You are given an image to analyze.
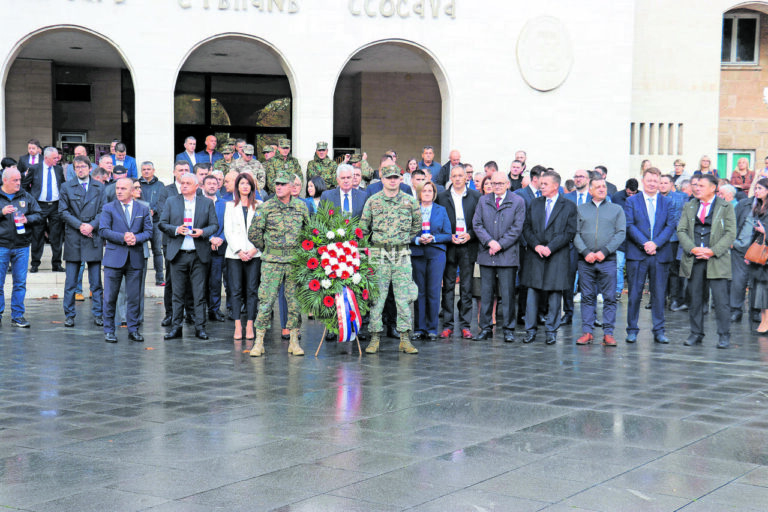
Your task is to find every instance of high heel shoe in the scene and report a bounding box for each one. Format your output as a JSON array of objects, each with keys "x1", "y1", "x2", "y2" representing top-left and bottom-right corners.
[{"x1": 757, "y1": 324, "x2": 768, "y2": 334}]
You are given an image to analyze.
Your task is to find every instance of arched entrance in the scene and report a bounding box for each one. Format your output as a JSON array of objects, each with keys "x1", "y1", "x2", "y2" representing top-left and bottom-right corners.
[
  {"x1": 174, "y1": 35, "x2": 295, "y2": 161},
  {"x1": 333, "y1": 40, "x2": 450, "y2": 165},
  {"x1": 2, "y1": 26, "x2": 135, "y2": 164}
]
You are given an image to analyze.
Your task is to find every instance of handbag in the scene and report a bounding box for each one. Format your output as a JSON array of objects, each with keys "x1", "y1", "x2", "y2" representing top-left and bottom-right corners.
[{"x1": 745, "y1": 232, "x2": 768, "y2": 265}]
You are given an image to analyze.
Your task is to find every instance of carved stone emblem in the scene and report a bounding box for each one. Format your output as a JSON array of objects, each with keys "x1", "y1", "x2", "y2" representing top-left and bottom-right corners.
[{"x1": 517, "y1": 16, "x2": 573, "y2": 92}]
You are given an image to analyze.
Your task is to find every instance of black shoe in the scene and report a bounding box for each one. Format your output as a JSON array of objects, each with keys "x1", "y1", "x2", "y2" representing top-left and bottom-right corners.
[
  {"x1": 120, "y1": 321, "x2": 127, "y2": 327},
  {"x1": 52, "y1": 265, "x2": 65, "y2": 272},
  {"x1": 669, "y1": 301, "x2": 680, "y2": 311},
  {"x1": 227, "y1": 309, "x2": 235, "y2": 321},
  {"x1": 208, "y1": 311, "x2": 225, "y2": 322},
  {"x1": 717, "y1": 335, "x2": 730, "y2": 349},
  {"x1": 160, "y1": 316, "x2": 172, "y2": 327},
  {"x1": 128, "y1": 331, "x2": 144, "y2": 342},
  {"x1": 644, "y1": 303, "x2": 652, "y2": 310},
  {"x1": 93, "y1": 317, "x2": 103, "y2": 326},
  {"x1": 185, "y1": 315, "x2": 195, "y2": 325},
  {"x1": 64, "y1": 317, "x2": 75, "y2": 327},
  {"x1": 164, "y1": 327, "x2": 183, "y2": 340},
  {"x1": 386, "y1": 325, "x2": 399, "y2": 338},
  {"x1": 504, "y1": 331, "x2": 515, "y2": 343},
  {"x1": 654, "y1": 334, "x2": 670, "y2": 344},
  {"x1": 412, "y1": 331, "x2": 425, "y2": 341},
  {"x1": 11, "y1": 317, "x2": 30, "y2": 328},
  {"x1": 475, "y1": 329, "x2": 493, "y2": 341},
  {"x1": 104, "y1": 332, "x2": 118, "y2": 343},
  {"x1": 593, "y1": 319, "x2": 603, "y2": 328},
  {"x1": 730, "y1": 312, "x2": 743, "y2": 322},
  {"x1": 545, "y1": 333, "x2": 557, "y2": 345},
  {"x1": 560, "y1": 314, "x2": 572, "y2": 325},
  {"x1": 29, "y1": 266, "x2": 38, "y2": 273},
  {"x1": 523, "y1": 331, "x2": 537, "y2": 344},
  {"x1": 326, "y1": 332, "x2": 337, "y2": 341},
  {"x1": 195, "y1": 329, "x2": 209, "y2": 340},
  {"x1": 684, "y1": 334, "x2": 703, "y2": 346},
  {"x1": 625, "y1": 333, "x2": 638, "y2": 343},
  {"x1": 428, "y1": 333, "x2": 438, "y2": 341},
  {"x1": 752, "y1": 312, "x2": 762, "y2": 323},
  {"x1": 615, "y1": 292, "x2": 622, "y2": 302}
]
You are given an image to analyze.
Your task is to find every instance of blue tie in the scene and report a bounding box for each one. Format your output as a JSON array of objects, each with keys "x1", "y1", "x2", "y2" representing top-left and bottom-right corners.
[
  {"x1": 577, "y1": 194, "x2": 584, "y2": 205},
  {"x1": 46, "y1": 166, "x2": 53, "y2": 201},
  {"x1": 343, "y1": 193, "x2": 350, "y2": 214},
  {"x1": 536, "y1": 190, "x2": 542, "y2": 198},
  {"x1": 545, "y1": 198, "x2": 553, "y2": 227},
  {"x1": 124, "y1": 203, "x2": 131, "y2": 225},
  {"x1": 82, "y1": 182, "x2": 87, "y2": 193}
]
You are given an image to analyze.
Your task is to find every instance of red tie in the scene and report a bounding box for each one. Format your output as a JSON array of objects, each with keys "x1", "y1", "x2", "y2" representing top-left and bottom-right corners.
[
  {"x1": 495, "y1": 197, "x2": 501, "y2": 209},
  {"x1": 699, "y1": 201, "x2": 710, "y2": 223}
]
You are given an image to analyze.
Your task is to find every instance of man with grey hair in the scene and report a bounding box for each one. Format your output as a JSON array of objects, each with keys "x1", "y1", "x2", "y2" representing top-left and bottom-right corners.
[
  {"x1": 718, "y1": 184, "x2": 738, "y2": 206},
  {"x1": 23, "y1": 146, "x2": 66, "y2": 272},
  {"x1": 436, "y1": 149, "x2": 462, "y2": 186},
  {"x1": 0, "y1": 166, "x2": 42, "y2": 327},
  {"x1": 319, "y1": 163, "x2": 368, "y2": 218}
]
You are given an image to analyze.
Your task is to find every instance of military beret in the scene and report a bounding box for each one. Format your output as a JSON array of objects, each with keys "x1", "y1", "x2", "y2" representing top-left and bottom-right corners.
[
  {"x1": 349, "y1": 153, "x2": 362, "y2": 164},
  {"x1": 262, "y1": 145, "x2": 274, "y2": 153},
  {"x1": 274, "y1": 171, "x2": 292, "y2": 184},
  {"x1": 381, "y1": 165, "x2": 401, "y2": 178},
  {"x1": 278, "y1": 138, "x2": 291, "y2": 148},
  {"x1": 243, "y1": 144, "x2": 255, "y2": 155},
  {"x1": 316, "y1": 141, "x2": 328, "y2": 150}
]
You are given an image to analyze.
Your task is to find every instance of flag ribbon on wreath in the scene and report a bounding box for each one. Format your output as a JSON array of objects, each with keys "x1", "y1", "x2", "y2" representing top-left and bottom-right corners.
[{"x1": 335, "y1": 286, "x2": 361, "y2": 343}]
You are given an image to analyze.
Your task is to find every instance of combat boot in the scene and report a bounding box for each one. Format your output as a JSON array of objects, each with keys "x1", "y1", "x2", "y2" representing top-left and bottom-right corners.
[
  {"x1": 365, "y1": 333, "x2": 380, "y2": 353},
  {"x1": 399, "y1": 331, "x2": 419, "y2": 354},
  {"x1": 249, "y1": 330, "x2": 266, "y2": 357},
  {"x1": 287, "y1": 329, "x2": 304, "y2": 356}
]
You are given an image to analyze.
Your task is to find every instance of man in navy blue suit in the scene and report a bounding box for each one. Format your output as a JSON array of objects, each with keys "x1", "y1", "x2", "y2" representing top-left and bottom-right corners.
[
  {"x1": 624, "y1": 167, "x2": 676, "y2": 344},
  {"x1": 320, "y1": 164, "x2": 368, "y2": 217},
  {"x1": 175, "y1": 136, "x2": 198, "y2": 170},
  {"x1": 99, "y1": 178, "x2": 153, "y2": 343}
]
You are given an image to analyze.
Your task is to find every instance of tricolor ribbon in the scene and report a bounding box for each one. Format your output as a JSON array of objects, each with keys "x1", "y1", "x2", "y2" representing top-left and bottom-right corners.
[{"x1": 335, "y1": 286, "x2": 362, "y2": 343}]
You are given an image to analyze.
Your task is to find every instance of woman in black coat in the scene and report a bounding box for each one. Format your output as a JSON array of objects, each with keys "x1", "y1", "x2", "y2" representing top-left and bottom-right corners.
[{"x1": 749, "y1": 178, "x2": 768, "y2": 333}]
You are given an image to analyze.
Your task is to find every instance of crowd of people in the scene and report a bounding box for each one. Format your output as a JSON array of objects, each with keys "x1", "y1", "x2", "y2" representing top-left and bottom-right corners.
[{"x1": 1, "y1": 136, "x2": 766, "y2": 353}]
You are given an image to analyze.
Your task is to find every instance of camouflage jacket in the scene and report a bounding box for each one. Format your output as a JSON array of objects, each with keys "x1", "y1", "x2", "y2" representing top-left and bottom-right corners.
[
  {"x1": 360, "y1": 190, "x2": 421, "y2": 247},
  {"x1": 231, "y1": 158, "x2": 266, "y2": 191},
  {"x1": 306, "y1": 156, "x2": 338, "y2": 189},
  {"x1": 213, "y1": 159, "x2": 234, "y2": 176},
  {"x1": 264, "y1": 155, "x2": 302, "y2": 195},
  {"x1": 247, "y1": 196, "x2": 309, "y2": 263}
]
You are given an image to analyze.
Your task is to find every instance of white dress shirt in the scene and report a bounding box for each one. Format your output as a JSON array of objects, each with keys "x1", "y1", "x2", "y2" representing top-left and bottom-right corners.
[
  {"x1": 181, "y1": 197, "x2": 196, "y2": 251},
  {"x1": 450, "y1": 186, "x2": 467, "y2": 232},
  {"x1": 39, "y1": 164, "x2": 60, "y2": 202}
]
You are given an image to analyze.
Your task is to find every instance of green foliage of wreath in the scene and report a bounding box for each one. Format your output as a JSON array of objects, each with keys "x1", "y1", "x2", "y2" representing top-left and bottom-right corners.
[{"x1": 289, "y1": 203, "x2": 379, "y2": 334}]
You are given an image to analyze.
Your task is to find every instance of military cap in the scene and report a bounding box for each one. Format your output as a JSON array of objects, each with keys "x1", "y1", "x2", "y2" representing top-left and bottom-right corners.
[
  {"x1": 348, "y1": 153, "x2": 362, "y2": 164},
  {"x1": 243, "y1": 144, "x2": 255, "y2": 155},
  {"x1": 226, "y1": 138, "x2": 236, "y2": 145},
  {"x1": 274, "y1": 171, "x2": 293, "y2": 185},
  {"x1": 278, "y1": 138, "x2": 291, "y2": 148},
  {"x1": 316, "y1": 141, "x2": 328, "y2": 150},
  {"x1": 113, "y1": 165, "x2": 127, "y2": 175},
  {"x1": 221, "y1": 145, "x2": 234, "y2": 154},
  {"x1": 381, "y1": 165, "x2": 401, "y2": 178},
  {"x1": 262, "y1": 145, "x2": 274, "y2": 153}
]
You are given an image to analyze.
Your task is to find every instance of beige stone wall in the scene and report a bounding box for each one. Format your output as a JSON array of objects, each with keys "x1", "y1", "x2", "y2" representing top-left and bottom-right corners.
[{"x1": 5, "y1": 59, "x2": 53, "y2": 158}]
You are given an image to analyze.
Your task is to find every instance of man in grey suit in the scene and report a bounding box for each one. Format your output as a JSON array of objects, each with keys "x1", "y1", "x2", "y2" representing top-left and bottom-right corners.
[
  {"x1": 59, "y1": 155, "x2": 105, "y2": 327},
  {"x1": 159, "y1": 173, "x2": 219, "y2": 340},
  {"x1": 319, "y1": 164, "x2": 368, "y2": 217}
]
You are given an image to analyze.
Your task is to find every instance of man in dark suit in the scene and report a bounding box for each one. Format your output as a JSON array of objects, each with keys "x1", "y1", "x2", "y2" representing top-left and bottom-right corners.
[
  {"x1": 624, "y1": 167, "x2": 676, "y2": 344},
  {"x1": 159, "y1": 173, "x2": 219, "y2": 340},
  {"x1": 103, "y1": 165, "x2": 127, "y2": 203},
  {"x1": 515, "y1": 165, "x2": 545, "y2": 323},
  {"x1": 17, "y1": 139, "x2": 43, "y2": 177},
  {"x1": 437, "y1": 164, "x2": 481, "y2": 339},
  {"x1": 201, "y1": 175, "x2": 227, "y2": 322},
  {"x1": 730, "y1": 195, "x2": 756, "y2": 322},
  {"x1": 520, "y1": 171, "x2": 577, "y2": 345},
  {"x1": 59, "y1": 156, "x2": 105, "y2": 327},
  {"x1": 99, "y1": 178, "x2": 152, "y2": 343},
  {"x1": 175, "y1": 136, "x2": 198, "y2": 169},
  {"x1": 319, "y1": 164, "x2": 368, "y2": 217},
  {"x1": 514, "y1": 165, "x2": 544, "y2": 207},
  {"x1": 562, "y1": 169, "x2": 592, "y2": 325},
  {"x1": 22, "y1": 146, "x2": 66, "y2": 272}
]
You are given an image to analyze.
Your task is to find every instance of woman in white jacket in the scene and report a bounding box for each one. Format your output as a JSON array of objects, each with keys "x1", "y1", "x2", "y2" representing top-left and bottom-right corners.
[{"x1": 224, "y1": 173, "x2": 262, "y2": 341}]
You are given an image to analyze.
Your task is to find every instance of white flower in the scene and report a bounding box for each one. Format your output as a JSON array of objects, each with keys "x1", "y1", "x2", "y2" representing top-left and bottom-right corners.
[
  {"x1": 321, "y1": 279, "x2": 332, "y2": 289},
  {"x1": 329, "y1": 257, "x2": 339, "y2": 266},
  {"x1": 336, "y1": 228, "x2": 346, "y2": 236},
  {"x1": 352, "y1": 257, "x2": 360, "y2": 266},
  {"x1": 352, "y1": 273, "x2": 362, "y2": 284},
  {"x1": 324, "y1": 267, "x2": 332, "y2": 276},
  {"x1": 326, "y1": 231, "x2": 335, "y2": 239}
]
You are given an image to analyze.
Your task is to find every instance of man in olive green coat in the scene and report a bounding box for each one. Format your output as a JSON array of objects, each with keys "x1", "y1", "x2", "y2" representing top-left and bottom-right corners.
[{"x1": 677, "y1": 173, "x2": 736, "y2": 348}]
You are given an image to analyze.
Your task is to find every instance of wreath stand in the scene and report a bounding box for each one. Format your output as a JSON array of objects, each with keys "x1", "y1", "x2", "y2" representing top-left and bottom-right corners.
[{"x1": 314, "y1": 326, "x2": 362, "y2": 357}]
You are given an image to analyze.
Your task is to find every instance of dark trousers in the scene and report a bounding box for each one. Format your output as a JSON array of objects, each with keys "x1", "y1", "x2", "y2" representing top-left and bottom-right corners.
[
  {"x1": 578, "y1": 259, "x2": 618, "y2": 335},
  {"x1": 441, "y1": 247, "x2": 474, "y2": 331},
  {"x1": 150, "y1": 221, "x2": 164, "y2": 283},
  {"x1": 30, "y1": 200, "x2": 62, "y2": 268},
  {"x1": 63, "y1": 260, "x2": 102, "y2": 319},
  {"x1": 689, "y1": 260, "x2": 731, "y2": 337},
  {"x1": 479, "y1": 265, "x2": 517, "y2": 332},
  {"x1": 208, "y1": 252, "x2": 225, "y2": 313},
  {"x1": 103, "y1": 262, "x2": 141, "y2": 334},
  {"x1": 170, "y1": 251, "x2": 208, "y2": 330},
  {"x1": 163, "y1": 245, "x2": 193, "y2": 319},
  {"x1": 412, "y1": 250, "x2": 446, "y2": 334},
  {"x1": 228, "y1": 257, "x2": 260, "y2": 321},
  {"x1": 667, "y1": 242, "x2": 685, "y2": 305},
  {"x1": 525, "y1": 288, "x2": 562, "y2": 333},
  {"x1": 382, "y1": 282, "x2": 396, "y2": 327},
  {"x1": 730, "y1": 250, "x2": 753, "y2": 313},
  {"x1": 626, "y1": 257, "x2": 669, "y2": 335},
  {"x1": 562, "y1": 246, "x2": 577, "y2": 316}
]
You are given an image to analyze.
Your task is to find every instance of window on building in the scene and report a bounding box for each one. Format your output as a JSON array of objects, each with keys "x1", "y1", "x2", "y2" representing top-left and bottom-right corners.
[
  {"x1": 722, "y1": 13, "x2": 760, "y2": 65},
  {"x1": 718, "y1": 150, "x2": 755, "y2": 179}
]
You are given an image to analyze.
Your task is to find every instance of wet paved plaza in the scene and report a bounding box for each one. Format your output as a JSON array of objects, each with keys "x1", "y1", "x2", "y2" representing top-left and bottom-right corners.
[{"x1": 2, "y1": 298, "x2": 768, "y2": 511}]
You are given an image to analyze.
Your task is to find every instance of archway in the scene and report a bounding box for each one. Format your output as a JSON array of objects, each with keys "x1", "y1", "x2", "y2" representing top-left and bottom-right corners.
[
  {"x1": 2, "y1": 26, "x2": 135, "y2": 164},
  {"x1": 332, "y1": 40, "x2": 450, "y2": 166},
  {"x1": 174, "y1": 34, "x2": 295, "y2": 161}
]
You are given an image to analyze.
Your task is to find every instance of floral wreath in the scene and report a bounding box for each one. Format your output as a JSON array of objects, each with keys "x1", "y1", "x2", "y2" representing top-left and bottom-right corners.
[{"x1": 290, "y1": 203, "x2": 379, "y2": 339}]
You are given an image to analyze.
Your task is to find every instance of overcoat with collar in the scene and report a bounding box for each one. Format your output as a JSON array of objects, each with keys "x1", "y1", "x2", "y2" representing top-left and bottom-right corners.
[
  {"x1": 59, "y1": 178, "x2": 105, "y2": 262},
  {"x1": 520, "y1": 195, "x2": 577, "y2": 290}
]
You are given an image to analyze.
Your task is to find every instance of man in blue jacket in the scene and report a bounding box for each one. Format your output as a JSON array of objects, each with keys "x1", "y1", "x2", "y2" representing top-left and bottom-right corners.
[{"x1": 111, "y1": 142, "x2": 138, "y2": 179}]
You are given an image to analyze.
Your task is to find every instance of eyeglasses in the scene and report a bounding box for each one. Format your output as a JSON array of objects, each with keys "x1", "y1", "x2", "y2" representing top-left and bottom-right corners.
[{"x1": 490, "y1": 182, "x2": 506, "y2": 186}]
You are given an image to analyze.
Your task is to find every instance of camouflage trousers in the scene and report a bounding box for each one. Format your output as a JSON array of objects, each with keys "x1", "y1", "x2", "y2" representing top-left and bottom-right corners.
[
  {"x1": 255, "y1": 261, "x2": 300, "y2": 330},
  {"x1": 368, "y1": 248, "x2": 419, "y2": 334}
]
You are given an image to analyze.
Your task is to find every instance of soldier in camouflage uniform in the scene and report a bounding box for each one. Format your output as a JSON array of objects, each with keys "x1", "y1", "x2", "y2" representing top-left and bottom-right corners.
[
  {"x1": 213, "y1": 144, "x2": 235, "y2": 176},
  {"x1": 261, "y1": 144, "x2": 276, "y2": 165},
  {"x1": 231, "y1": 144, "x2": 266, "y2": 192},
  {"x1": 264, "y1": 138, "x2": 302, "y2": 196},
  {"x1": 247, "y1": 171, "x2": 309, "y2": 357},
  {"x1": 359, "y1": 165, "x2": 422, "y2": 354},
  {"x1": 348, "y1": 153, "x2": 375, "y2": 188},
  {"x1": 306, "y1": 141, "x2": 338, "y2": 190}
]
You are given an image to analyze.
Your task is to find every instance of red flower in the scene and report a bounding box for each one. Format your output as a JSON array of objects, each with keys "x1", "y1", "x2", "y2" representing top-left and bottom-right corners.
[
  {"x1": 349, "y1": 311, "x2": 356, "y2": 321},
  {"x1": 328, "y1": 209, "x2": 335, "y2": 215},
  {"x1": 349, "y1": 240, "x2": 358, "y2": 247},
  {"x1": 308, "y1": 279, "x2": 321, "y2": 291},
  {"x1": 332, "y1": 264, "x2": 340, "y2": 271},
  {"x1": 341, "y1": 271, "x2": 351, "y2": 280},
  {"x1": 323, "y1": 296, "x2": 335, "y2": 307},
  {"x1": 302, "y1": 240, "x2": 314, "y2": 251},
  {"x1": 329, "y1": 272, "x2": 337, "y2": 279},
  {"x1": 343, "y1": 247, "x2": 351, "y2": 255},
  {"x1": 344, "y1": 219, "x2": 350, "y2": 225},
  {"x1": 368, "y1": 268, "x2": 374, "y2": 276},
  {"x1": 318, "y1": 246, "x2": 326, "y2": 255},
  {"x1": 363, "y1": 248, "x2": 369, "y2": 256},
  {"x1": 355, "y1": 228, "x2": 364, "y2": 238},
  {"x1": 362, "y1": 289, "x2": 369, "y2": 300},
  {"x1": 307, "y1": 258, "x2": 319, "y2": 269},
  {"x1": 312, "y1": 228, "x2": 320, "y2": 235}
]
